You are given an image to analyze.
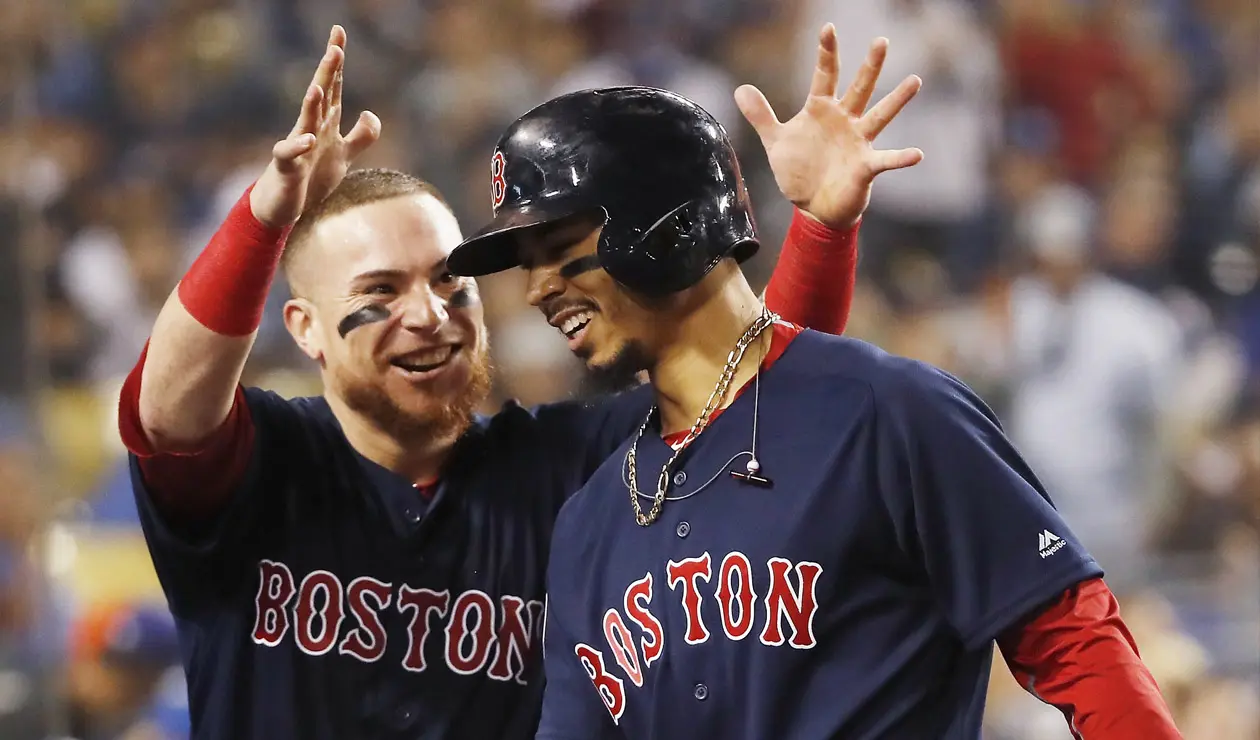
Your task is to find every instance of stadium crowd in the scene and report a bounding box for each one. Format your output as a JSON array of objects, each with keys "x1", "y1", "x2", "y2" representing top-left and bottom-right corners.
[{"x1": 0, "y1": 0, "x2": 1256, "y2": 737}]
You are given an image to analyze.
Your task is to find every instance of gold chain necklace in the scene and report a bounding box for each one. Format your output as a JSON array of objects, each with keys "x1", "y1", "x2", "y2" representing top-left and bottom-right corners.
[{"x1": 626, "y1": 310, "x2": 779, "y2": 526}]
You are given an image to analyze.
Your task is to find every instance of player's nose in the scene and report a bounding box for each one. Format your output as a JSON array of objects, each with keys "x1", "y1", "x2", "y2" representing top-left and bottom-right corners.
[
  {"x1": 396, "y1": 286, "x2": 449, "y2": 333},
  {"x1": 524, "y1": 265, "x2": 565, "y2": 309}
]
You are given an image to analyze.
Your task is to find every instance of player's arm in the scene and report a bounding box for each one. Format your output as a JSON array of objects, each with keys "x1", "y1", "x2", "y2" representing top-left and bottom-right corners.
[
  {"x1": 763, "y1": 209, "x2": 858, "y2": 335},
  {"x1": 873, "y1": 362, "x2": 1179, "y2": 737},
  {"x1": 742, "y1": 24, "x2": 925, "y2": 336},
  {"x1": 995, "y1": 579, "x2": 1180, "y2": 738},
  {"x1": 119, "y1": 27, "x2": 379, "y2": 520}
]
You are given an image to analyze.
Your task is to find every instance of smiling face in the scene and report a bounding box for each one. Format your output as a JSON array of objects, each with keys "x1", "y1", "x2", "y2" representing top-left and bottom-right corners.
[
  {"x1": 283, "y1": 191, "x2": 492, "y2": 439},
  {"x1": 518, "y1": 215, "x2": 663, "y2": 388}
]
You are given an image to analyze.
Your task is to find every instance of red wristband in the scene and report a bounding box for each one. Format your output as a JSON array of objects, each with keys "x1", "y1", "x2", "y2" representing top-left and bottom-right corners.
[
  {"x1": 764, "y1": 208, "x2": 859, "y2": 336},
  {"x1": 177, "y1": 185, "x2": 292, "y2": 336}
]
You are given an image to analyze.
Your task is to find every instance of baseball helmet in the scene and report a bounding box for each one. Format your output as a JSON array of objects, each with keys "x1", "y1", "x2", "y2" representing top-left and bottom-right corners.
[{"x1": 446, "y1": 86, "x2": 758, "y2": 296}]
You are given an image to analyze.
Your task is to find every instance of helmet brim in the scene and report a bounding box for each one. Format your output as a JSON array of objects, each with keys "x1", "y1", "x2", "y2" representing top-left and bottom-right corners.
[{"x1": 448, "y1": 204, "x2": 585, "y2": 277}]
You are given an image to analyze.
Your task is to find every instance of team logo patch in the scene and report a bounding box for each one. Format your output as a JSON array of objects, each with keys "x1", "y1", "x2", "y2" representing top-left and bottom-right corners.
[{"x1": 491, "y1": 150, "x2": 507, "y2": 211}]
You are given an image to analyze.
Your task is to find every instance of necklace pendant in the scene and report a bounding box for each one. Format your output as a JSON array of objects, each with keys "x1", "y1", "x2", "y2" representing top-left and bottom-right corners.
[
  {"x1": 730, "y1": 469, "x2": 773, "y2": 488},
  {"x1": 625, "y1": 310, "x2": 777, "y2": 526}
]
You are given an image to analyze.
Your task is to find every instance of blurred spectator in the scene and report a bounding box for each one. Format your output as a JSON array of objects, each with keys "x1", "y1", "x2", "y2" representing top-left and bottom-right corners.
[
  {"x1": 997, "y1": 0, "x2": 1155, "y2": 187},
  {"x1": 795, "y1": 0, "x2": 1003, "y2": 292},
  {"x1": 953, "y1": 183, "x2": 1185, "y2": 588},
  {"x1": 542, "y1": 2, "x2": 744, "y2": 138},
  {"x1": 117, "y1": 665, "x2": 190, "y2": 740},
  {"x1": 0, "y1": 400, "x2": 61, "y2": 739},
  {"x1": 64, "y1": 602, "x2": 183, "y2": 740}
]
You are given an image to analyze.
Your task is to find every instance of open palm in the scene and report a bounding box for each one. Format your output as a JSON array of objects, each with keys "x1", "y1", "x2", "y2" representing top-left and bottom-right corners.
[
  {"x1": 736, "y1": 24, "x2": 924, "y2": 230},
  {"x1": 250, "y1": 25, "x2": 382, "y2": 228}
]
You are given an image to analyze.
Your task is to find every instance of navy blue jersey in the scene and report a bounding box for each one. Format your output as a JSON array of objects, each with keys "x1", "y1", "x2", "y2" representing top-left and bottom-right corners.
[
  {"x1": 130, "y1": 385, "x2": 649, "y2": 740},
  {"x1": 537, "y1": 331, "x2": 1103, "y2": 740}
]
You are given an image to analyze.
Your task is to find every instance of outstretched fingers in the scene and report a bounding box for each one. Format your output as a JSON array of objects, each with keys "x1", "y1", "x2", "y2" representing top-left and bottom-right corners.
[
  {"x1": 293, "y1": 72, "x2": 326, "y2": 132},
  {"x1": 808, "y1": 23, "x2": 842, "y2": 99},
  {"x1": 838, "y1": 37, "x2": 889, "y2": 116},
  {"x1": 858, "y1": 75, "x2": 922, "y2": 140},
  {"x1": 329, "y1": 25, "x2": 347, "y2": 112}
]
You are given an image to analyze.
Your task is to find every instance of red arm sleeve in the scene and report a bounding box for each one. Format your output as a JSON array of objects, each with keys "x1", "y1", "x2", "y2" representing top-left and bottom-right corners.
[
  {"x1": 118, "y1": 342, "x2": 255, "y2": 524},
  {"x1": 997, "y1": 577, "x2": 1182, "y2": 739},
  {"x1": 763, "y1": 209, "x2": 858, "y2": 336}
]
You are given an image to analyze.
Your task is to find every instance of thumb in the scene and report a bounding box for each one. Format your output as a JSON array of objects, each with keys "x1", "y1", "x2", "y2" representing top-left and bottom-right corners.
[
  {"x1": 869, "y1": 147, "x2": 925, "y2": 175},
  {"x1": 734, "y1": 85, "x2": 780, "y2": 142},
  {"x1": 343, "y1": 111, "x2": 382, "y2": 161}
]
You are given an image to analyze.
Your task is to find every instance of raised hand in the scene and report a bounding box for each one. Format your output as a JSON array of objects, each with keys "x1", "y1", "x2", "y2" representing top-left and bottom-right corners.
[
  {"x1": 250, "y1": 25, "x2": 382, "y2": 228},
  {"x1": 735, "y1": 24, "x2": 924, "y2": 230}
]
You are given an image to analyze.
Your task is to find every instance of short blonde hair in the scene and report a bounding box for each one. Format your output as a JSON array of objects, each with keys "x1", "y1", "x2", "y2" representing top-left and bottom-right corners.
[{"x1": 282, "y1": 168, "x2": 450, "y2": 291}]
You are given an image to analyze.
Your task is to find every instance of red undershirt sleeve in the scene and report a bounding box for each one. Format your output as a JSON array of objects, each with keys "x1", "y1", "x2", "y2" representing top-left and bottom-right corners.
[
  {"x1": 763, "y1": 209, "x2": 859, "y2": 336},
  {"x1": 118, "y1": 342, "x2": 256, "y2": 524},
  {"x1": 118, "y1": 184, "x2": 286, "y2": 525},
  {"x1": 997, "y1": 577, "x2": 1183, "y2": 739}
]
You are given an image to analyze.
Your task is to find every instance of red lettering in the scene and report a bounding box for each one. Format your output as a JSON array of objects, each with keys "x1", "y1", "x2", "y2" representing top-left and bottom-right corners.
[
  {"x1": 624, "y1": 573, "x2": 664, "y2": 667},
  {"x1": 490, "y1": 151, "x2": 507, "y2": 209},
  {"x1": 760, "y1": 558, "x2": 822, "y2": 649},
  {"x1": 716, "y1": 552, "x2": 757, "y2": 641},
  {"x1": 251, "y1": 560, "x2": 295, "y2": 646},
  {"x1": 488, "y1": 596, "x2": 542, "y2": 683},
  {"x1": 445, "y1": 590, "x2": 495, "y2": 675},
  {"x1": 398, "y1": 587, "x2": 449, "y2": 672},
  {"x1": 338, "y1": 577, "x2": 392, "y2": 662},
  {"x1": 294, "y1": 570, "x2": 346, "y2": 656},
  {"x1": 575, "y1": 643, "x2": 626, "y2": 725},
  {"x1": 603, "y1": 609, "x2": 643, "y2": 687},
  {"x1": 666, "y1": 553, "x2": 712, "y2": 645}
]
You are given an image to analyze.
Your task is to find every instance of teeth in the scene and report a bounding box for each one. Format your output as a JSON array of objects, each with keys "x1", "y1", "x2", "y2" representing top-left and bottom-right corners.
[
  {"x1": 559, "y1": 311, "x2": 593, "y2": 337},
  {"x1": 403, "y1": 346, "x2": 453, "y2": 367}
]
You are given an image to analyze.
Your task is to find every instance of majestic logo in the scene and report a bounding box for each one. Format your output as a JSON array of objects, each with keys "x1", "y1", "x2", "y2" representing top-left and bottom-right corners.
[
  {"x1": 490, "y1": 150, "x2": 507, "y2": 211},
  {"x1": 571, "y1": 550, "x2": 822, "y2": 724},
  {"x1": 1038, "y1": 530, "x2": 1065, "y2": 559},
  {"x1": 251, "y1": 560, "x2": 543, "y2": 683}
]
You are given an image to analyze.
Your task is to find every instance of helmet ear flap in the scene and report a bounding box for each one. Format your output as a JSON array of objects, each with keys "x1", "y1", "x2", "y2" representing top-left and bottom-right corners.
[{"x1": 598, "y1": 197, "x2": 759, "y2": 296}]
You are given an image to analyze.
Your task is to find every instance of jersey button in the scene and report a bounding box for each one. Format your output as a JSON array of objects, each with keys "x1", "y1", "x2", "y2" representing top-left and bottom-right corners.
[
  {"x1": 676, "y1": 521, "x2": 690, "y2": 538},
  {"x1": 672, "y1": 471, "x2": 687, "y2": 486},
  {"x1": 404, "y1": 507, "x2": 422, "y2": 525},
  {"x1": 693, "y1": 683, "x2": 708, "y2": 701}
]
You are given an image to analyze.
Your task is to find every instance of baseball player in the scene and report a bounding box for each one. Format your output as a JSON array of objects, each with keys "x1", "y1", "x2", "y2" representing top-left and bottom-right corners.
[
  {"x1": 449, "y1": 53, "x2": 1184, "y2": 740},
  {"x1": 118, "y1": 24, "x2": 900, "y2": 739}
]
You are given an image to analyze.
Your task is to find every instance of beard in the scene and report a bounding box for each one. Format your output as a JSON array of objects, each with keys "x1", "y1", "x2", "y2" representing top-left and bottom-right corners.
[
  {"x1": 579, "y1": 338, "x2": 652, "y2": 395},
  {"x1": 332, "y1": 340, "x2": 494, "y2": 444}
]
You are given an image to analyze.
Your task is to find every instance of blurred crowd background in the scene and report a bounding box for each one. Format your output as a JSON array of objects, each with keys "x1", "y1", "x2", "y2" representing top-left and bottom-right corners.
[{"x1": 0, "y1": 0, "x2": 1256, "y2": 737}]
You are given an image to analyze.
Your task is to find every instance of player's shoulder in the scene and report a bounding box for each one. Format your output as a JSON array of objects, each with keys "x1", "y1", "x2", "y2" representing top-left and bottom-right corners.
[
  {"x1": 241, "y1": 386, "x2": 337, "y2": 429},
  {"x1": 475, "y1": 385, "x2": 654, "y2": 465},
  {"x1": 790, "y1": 331, "x2": 992, "y2": 422},
  {"x1": 786, "y1": 330, "x2": 946, "y2": 387},
  {"x1": 485, "y1": 385, "x2": 651, "y2": 431},
  {"x1": 238, "y1": 386, "x2": 357, "y2": 463}
]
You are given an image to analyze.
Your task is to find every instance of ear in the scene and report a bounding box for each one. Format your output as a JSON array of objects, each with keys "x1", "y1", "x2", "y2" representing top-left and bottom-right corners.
[{"x1": 283, "y1": 298, "x2": 324, "y2": 363}]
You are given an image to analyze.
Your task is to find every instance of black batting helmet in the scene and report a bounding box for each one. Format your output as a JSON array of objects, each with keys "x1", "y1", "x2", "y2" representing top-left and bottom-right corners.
[{"x1": 446, "y1": 86, "x2": 758, "y2": 296}]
